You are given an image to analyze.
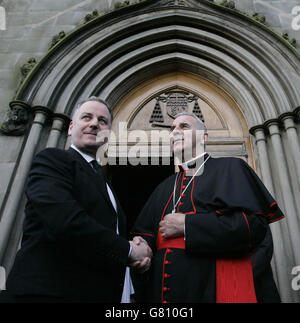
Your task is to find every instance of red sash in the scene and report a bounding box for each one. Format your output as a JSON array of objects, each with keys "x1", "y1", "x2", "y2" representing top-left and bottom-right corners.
[{"x1": 157, "y1": 232, "x2": 257, "y2": 303}]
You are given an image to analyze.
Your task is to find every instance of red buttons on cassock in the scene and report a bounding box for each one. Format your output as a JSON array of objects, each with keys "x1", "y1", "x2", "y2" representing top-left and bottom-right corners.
[
  {"x1": 163, "y1": 287, "x2": 170, "y2": 292},
  {"x1": 164, "y1": 260, "x2": 171, "y2": 265},
  {"x1": 166, "y1": 248, "x2": 173, "y2": 253},
  {"x1": 164, "y1": 273, "x2": 170, "y2": 278},
  {"x1": 162, "y1": 300, "x2": 169, "y2": 303}
]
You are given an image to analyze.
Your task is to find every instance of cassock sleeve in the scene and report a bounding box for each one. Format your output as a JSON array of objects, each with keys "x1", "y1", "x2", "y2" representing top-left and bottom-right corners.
[
  {"x1": 185, "y1": 209, "x2": 267, "y2": 257},
  {"x1": 25, "y1": 148, "x2": 130, "y2": 269},
  {"x1": 214, "y1": 158, "x2": 285, "y2": 224},
  {"x1": 185, "y1": 157, "x2": 284, "y2": 257},
  {"x1": 251, "y1": 226, "x2": 274, "y2": 278}
]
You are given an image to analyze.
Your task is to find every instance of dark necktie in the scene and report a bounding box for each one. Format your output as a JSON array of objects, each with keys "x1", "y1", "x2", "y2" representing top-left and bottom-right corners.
[
  {"x1": 90, "y1": 160, "x2": 118, "y2": 215},
  {"x1": 90, "y1": 159, "x2": 111, "y2": 198},
  {"x1": 90, "y1": 160, "x2": 104, "y2": 178},
  {"x1": 91, "y1": 160, "x2": 114, "y2": 190}
]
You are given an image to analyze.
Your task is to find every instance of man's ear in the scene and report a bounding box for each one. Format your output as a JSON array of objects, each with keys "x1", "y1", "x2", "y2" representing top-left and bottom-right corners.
[{"x1": 68, "y1": 121, "x2": 73, "y2": 136}]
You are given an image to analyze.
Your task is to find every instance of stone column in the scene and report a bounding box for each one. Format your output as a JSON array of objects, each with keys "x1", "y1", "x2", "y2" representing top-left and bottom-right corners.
[
  {"x1": 251, "y1": 126, "x2": 275, "y2": 195},
  {"x1": 295, "y1": 107, "x2": 300, "y2": 121},
  {"x1": 65, "y1": 135, "x2": 71, "y2": 149},
  {"x1": 46, "y1": 114, "x2": 69, "y2": 148},
  {"x1": 280, "y1": 113, "x2": 300, "y2": 185},
  {"x1": 0, "y1": 106, "x2": 50, "y2": 265},
  {"x1": 266, "y1": 120, "x2": 300, "y2": 266},
  {"x1": 250, "y1": 125, "x2": 291, "y2": 301}
]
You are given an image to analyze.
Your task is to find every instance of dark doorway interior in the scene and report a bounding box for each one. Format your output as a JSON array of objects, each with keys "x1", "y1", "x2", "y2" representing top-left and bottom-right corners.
[{"x1": 111, "y1": 160, "x2": 174, "y2": 237}]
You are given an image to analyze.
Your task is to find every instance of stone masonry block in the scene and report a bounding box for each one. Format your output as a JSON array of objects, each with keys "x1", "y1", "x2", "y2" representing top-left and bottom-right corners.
[
  {"x1": 254, "y1": 1, "x2": 282, "y2": 26},
  {"x1": 234, "y1": 0, "x2": 255, "y2": 15},
  {"x1": 27, "y1": 0, "x2": 85, "y2": 12},
  {"x1": 0, "y1": 162, "x2": 16, "y2": 210},
  {"x1": 267, "y1": 1, "x2": 300, "y2": 15}
]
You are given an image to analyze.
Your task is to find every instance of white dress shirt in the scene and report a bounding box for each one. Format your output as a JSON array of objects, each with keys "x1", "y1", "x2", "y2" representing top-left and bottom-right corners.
[{"x1": 71, "y1": 145, "x2": 134, "y2": 303}]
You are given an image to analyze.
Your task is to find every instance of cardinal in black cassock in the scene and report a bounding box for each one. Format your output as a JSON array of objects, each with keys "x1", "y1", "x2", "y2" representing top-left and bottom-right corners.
[{"x1": 131, "y1": 113, "x2": 284, "y2": 303}]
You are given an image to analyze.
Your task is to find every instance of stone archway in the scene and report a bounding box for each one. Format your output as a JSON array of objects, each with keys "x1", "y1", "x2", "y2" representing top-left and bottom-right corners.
[
  {"x1": 108, "y1": 71, "x2": 256, "y2": 239},
  {"x1": 111, "y1": 71, "x2": 254, "y2": 166},
  {"x1": 0, "y1": 0, "x2": 299, "y2": 302}
]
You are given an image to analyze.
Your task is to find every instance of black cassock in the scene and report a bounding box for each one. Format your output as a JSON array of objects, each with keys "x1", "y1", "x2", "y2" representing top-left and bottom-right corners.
[{"x1": 131, "y1": 155, "x2": 284, "y2": 303}]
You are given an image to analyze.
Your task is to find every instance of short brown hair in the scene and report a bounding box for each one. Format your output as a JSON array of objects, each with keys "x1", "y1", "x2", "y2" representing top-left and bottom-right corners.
[{"x1": 71, "y1": 96, "x2": 113, "y2": 125}]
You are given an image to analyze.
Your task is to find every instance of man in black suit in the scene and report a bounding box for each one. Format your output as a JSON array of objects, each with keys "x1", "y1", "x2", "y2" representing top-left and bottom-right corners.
[{"x1": 0, "y1": 97, "x2": 152, "y2": 303}]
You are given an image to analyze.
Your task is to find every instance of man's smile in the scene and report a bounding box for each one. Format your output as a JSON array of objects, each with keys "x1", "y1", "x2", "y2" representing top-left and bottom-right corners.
[{"x1": 83, "y1": 132, "x2": 97, "y2": 136}]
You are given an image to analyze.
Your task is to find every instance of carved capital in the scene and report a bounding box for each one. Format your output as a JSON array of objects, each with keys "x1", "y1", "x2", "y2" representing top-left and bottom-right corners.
[
  {"x1": 294, "y1": 106, "x2": 300, "y2": 120},
  {"x1": 264, "y1": 118, "x2": 282, "y2": 136},
  {"x1": 249, "y1": 124, "x2": 267, "y2": 136},
  {"x1": 52, "y1": 113, "x2": 71, "y2": 130},
  {"x1": 278, "y1": 112, "x2": 295, "y2": 122},
  {"x1": 0, "y1": 100, "x2": 31, "y2": 136}
]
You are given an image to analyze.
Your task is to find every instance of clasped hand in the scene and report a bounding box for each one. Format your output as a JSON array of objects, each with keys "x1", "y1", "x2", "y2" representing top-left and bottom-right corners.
[
  {"x1": 129, "y1": 236, "x2": 152, "y2": 273},
  {"x1": 128, "y1": 213, "x2": 185, "y2": 273},
  {"x1": 159, "y1": 213, "x2": 185, "y2": 239}
]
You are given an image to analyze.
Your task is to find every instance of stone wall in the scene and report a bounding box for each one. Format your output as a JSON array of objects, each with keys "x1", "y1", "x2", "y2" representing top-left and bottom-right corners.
[
  {"x1": 236, "y1": 0, "x2": 300, "y2": 46},
  {"x1": 0, "y1": 0, "x2": 299, "y2": 303},
  {"x1": 0, "y1": 0, "x2": 299, "y2": 114},
  {"x1": 0, "y1": 0, "x2": 299, "y2": 215},
  {"x1": 0, "y1": 0, "x2": 119, "y2": 210},
  {"x1": 0, "y1": 0, "x2": 299, "y2": 237}
]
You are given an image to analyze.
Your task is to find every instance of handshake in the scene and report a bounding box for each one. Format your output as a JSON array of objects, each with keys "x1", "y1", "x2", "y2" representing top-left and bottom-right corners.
[{"x1": 128, "y1": 236, "x2": 153, "y2": 273}]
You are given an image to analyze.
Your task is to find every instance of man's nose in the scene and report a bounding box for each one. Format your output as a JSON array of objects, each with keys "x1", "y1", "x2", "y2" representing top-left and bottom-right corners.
[
  {"x1": 89, "y1": 117, "x2": 99, "y2": 128},
  {"x1": 171, "y1": 126, "x2": 181, "y2": 137}
]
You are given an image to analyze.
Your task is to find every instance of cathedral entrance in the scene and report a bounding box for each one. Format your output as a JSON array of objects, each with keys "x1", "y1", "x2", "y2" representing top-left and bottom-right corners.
[
  {"x1": 111, "y1": 160, "x2": 174, "y2": 236},
  {"x1": 108, "y1": 71, "x2": 253, "y2": 235}
]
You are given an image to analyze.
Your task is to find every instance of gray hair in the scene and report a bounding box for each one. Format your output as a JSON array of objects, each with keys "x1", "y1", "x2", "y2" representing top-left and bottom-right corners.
[
  {"x1": 174, "y1": 112, "x2": 206, "y2": 131},
  {"x1": 71, "y1": 96, "x2": 113, "y2": 124}
]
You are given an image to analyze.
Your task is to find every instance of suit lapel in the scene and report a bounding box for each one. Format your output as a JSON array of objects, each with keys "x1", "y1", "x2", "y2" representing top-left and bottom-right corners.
[
  {"x1": 68, "y1": 148, "x2": 116, "y2": 212},
  {"x1": 68, "y1": 148, "x2": 127, "y2": 236}
]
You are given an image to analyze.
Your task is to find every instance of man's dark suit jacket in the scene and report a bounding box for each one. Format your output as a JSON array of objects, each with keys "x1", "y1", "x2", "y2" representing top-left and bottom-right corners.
[{"x1": 5, "y1": 147, "x2": 130, "y2": 302}]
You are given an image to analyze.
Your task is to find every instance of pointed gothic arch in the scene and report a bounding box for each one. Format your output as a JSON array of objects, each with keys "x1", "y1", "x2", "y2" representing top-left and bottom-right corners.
[{"x1": 0, "y1": 0, "x2": 300, "y2": 302}]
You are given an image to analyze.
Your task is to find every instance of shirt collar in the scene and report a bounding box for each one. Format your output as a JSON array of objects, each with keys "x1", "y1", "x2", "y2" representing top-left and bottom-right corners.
[
  {"x1": 71, "y1": 144, "x2": 95, "y2": 164},
  {"x1": 179, "y1": 152, "x2": 207, "y2": 171}
]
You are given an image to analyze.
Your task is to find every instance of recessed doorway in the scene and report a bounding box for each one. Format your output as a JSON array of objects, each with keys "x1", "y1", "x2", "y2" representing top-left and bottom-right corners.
[{"x1": 111, "y1": 160, "x2": 174, "y2": 236}]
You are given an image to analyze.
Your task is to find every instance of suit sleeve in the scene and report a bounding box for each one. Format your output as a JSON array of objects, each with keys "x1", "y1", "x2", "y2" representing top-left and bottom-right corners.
[
  {"x1": 25, "y1": 148, "x2": 130, "y2": 269},
  {"x1": 130, "y1": 188, "x2": 158, "y2": 252}
]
